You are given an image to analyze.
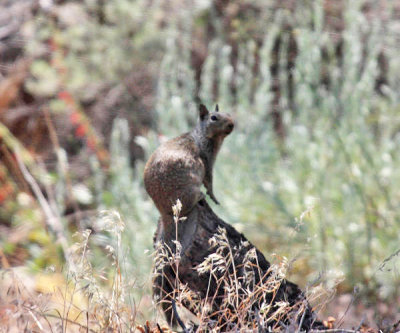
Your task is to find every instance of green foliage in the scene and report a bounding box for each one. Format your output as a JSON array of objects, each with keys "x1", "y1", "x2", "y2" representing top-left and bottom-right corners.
[
  {"x1": 153, "y1": 2, "x2": 400, "y2": 301},
  {"x1": 16, "y1": 0, "x2": 400, "y2": 308},
  {"x1": 26, "y1": 0, "x2": 165, "y2": 98},
  {"x1": 103, "y1": 118, "x2": 157, "y2": 277}
]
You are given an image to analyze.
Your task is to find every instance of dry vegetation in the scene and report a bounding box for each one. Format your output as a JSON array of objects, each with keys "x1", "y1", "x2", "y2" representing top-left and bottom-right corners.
[{"x1": 1, "y1": 0, "x2": 400, "y2": 331}]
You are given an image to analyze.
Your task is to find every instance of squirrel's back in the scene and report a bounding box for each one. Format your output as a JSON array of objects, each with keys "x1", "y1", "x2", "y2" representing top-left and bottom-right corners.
[{"x1": 144, "y1": 133, "x2": 205, "y2": 218}]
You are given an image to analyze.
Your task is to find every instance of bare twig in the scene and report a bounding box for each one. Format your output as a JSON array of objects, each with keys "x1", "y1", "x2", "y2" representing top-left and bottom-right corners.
[
  {"x1": 14, "y1": 146, "x2": 70, "y2": 262},
  {"x1": 390, "y1": 319, "x2": 400, "y2": 331},
  {"x1": 27, "y1": 309, "x2": 44, "y2": 331},
  {"x1": 335, "y1": 286, "x2": 358, "y2": 329},
  {"x1": 354, "y1": 315, "x2": 365, "y2": 332},
  {"x1": 0, "y1": 143, "x2": 30, "y2": 193},
  {"x1": 172, "y1": 299, "x2": 188, "y2": 333},
  {"x1": 42, "y1": 313, "x2": 96, "y2": 333},
  {"x1": 42, "y1": 107, "x2": 84, "y2": 228},
  {"x1": 377, "y1": 248, "x2": 400, "y2": 272},
  {"x1": 296, "y1": 300, "x2": 308, "y2": 333}
]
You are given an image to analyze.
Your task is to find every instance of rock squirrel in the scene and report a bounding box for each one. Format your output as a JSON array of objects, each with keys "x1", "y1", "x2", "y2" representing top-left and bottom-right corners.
[{"x1": 144, "y1": 104, "x2": 234, "y2": 221}]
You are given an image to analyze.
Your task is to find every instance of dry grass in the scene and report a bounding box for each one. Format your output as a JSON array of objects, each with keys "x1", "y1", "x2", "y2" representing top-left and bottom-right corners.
[
  {"x1": 0, "y1": 210, "x2": 166, "y2": 332},
  {"x1": 1, "y1": 202, "x2": 399, "y2": 332},
  {"x1": 152, "y1": 201, "x2": 338, "y2": 332}
]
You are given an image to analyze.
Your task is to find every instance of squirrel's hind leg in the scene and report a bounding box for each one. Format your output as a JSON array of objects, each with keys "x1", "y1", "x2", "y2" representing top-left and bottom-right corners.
[{"x1": 178, "y1": 188, "x2": 205, "y2": 218}]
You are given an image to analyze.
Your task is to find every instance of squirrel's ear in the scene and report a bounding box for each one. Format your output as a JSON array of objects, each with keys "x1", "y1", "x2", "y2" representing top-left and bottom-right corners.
[
  {"x1": 215, "y1": 104, "x2": 219, "y2": 112},
  {"x1": 199, "y1": 104, "x2": 209, "y2": 120}
]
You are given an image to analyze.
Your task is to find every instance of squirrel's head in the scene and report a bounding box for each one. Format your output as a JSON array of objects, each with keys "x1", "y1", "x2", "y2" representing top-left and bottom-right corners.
[{"x1": 198, "y1": 104, "x2": 234, "y2": 139}]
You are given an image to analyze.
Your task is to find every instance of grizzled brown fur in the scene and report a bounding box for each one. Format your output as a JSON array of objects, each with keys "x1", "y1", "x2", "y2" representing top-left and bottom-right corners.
[{"x1": 144, "y1": 104, "x2": 234, "y2": 222}]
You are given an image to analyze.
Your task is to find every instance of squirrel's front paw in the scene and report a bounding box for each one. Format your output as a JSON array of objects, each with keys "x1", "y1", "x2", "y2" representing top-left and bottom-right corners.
[{"x1": 207, "y1": 191, "x2": 220, "y2": 205}]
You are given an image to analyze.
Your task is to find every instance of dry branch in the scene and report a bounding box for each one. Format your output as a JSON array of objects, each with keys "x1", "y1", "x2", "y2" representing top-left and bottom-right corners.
[{"x1": 14, "y1": 147, "x2": 70, "y2": 262}]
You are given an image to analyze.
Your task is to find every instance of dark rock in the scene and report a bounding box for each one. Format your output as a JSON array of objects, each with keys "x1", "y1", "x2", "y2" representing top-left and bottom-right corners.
[{"x1": 153, "y1": 199, "x2": 322, "y2": 331}]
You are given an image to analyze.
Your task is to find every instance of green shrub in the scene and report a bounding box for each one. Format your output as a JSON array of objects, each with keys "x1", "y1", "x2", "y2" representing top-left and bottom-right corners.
[
  {"x1": 152, "y1": 1, "x2": 400, "y2": 301},
  {"x1": 21, "y1": 0, "x2": 400, "y2": 306}
]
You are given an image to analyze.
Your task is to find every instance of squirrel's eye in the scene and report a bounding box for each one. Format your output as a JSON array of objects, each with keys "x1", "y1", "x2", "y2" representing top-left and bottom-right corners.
[{"x1": 211, "y1": 115, "x2": 218, "y2": 121}]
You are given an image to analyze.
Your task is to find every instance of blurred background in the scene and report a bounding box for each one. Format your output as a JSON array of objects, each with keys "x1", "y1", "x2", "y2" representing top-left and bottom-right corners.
[{"x1": 1, "y1": 0, "x2": 400, "y2": 330}]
